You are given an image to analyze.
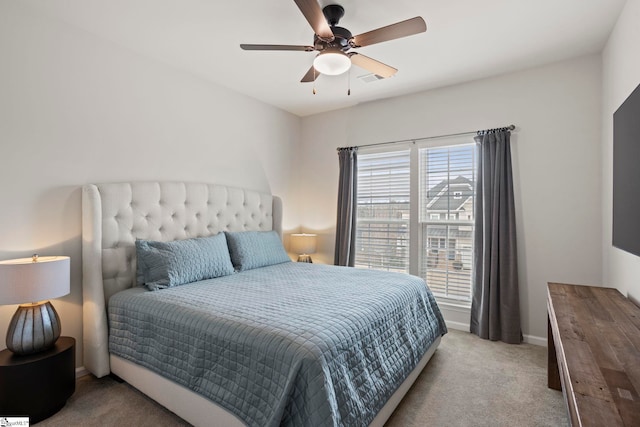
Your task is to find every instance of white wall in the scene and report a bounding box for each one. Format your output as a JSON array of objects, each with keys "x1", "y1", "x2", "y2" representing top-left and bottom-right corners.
[
  {"x1": 602, "y1": 0, "x2": 640, "y2": 301},
  {"x1": 0, "y1": 2, "x2": 301, "y2": 365},
  {"x1": 299, "y1": 55, "x2": 603, "y2": 341},
  {"x1": 0, "y1": 0, "x2": 613, "y2": 364}
]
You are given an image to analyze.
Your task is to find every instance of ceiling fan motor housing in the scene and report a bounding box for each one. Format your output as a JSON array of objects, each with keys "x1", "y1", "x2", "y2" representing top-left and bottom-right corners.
[
  {"x1": 314, "y1": 4, "x2": 352, "y2": 52},
  {"x1": 314, "y1": 26, "x2": 352, "y2": 52}
]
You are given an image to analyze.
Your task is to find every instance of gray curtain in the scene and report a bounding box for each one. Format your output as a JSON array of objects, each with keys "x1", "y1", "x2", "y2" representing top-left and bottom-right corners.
[
  {"x1": 470, "y1": 130, "x2": 522, "y2": 344},
  {"x1": 334, "y1": 147, "x2": 358, "y2": 266}
]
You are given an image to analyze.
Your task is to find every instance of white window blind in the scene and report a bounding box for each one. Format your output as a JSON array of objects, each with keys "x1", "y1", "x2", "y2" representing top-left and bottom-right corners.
[
  {"x1": 419, "y1": 144, "x2": 476, "y2": 302},
  {"x1": 353, "y1": 140, "x2": 476, "y2": 305},
  {"x1": 355, "y1": 150, "x2": 410, "y2": 273}
]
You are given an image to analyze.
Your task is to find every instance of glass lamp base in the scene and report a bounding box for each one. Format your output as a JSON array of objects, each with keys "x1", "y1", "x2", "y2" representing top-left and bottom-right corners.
[
  {"x1": 297, "y1": 254, "x2": 313, "y2": 263},
  {"x1": 6, "y1": 301, "x2": 61, "y2": 355}
]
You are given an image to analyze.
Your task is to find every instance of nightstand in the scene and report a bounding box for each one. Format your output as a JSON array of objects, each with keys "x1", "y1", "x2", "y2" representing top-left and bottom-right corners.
[{"x1": 0, "y1": 336, "x2": 75, "y2": 423}]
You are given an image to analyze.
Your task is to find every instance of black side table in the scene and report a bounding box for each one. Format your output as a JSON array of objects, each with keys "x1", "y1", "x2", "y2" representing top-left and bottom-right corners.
[{"x1": 0, "y1": 336, "x2": 75, "y2": 423}]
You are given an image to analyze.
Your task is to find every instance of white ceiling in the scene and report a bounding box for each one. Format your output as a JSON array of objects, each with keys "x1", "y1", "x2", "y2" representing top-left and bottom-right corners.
[{"x1": 23, "y1": 0, "x2": 626, "y2": 117}]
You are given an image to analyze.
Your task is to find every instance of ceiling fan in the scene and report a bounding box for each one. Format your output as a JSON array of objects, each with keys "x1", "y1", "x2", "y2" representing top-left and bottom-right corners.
[{"x1": 240, "y1": 0, "x2": 426, "y2": 83}]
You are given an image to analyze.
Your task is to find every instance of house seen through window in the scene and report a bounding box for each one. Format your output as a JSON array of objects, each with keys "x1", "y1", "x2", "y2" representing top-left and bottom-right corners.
[{"x1": 355, "y1": 139, "x2": 477, "y2": 304}]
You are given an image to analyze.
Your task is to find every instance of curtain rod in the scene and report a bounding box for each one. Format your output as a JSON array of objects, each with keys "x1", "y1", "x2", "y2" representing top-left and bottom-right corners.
[{"x1": 336, "y1": 124, "x2": 516, "y2": 151}]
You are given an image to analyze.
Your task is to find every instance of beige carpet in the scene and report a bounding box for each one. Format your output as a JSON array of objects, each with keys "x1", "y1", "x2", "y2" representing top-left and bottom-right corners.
[{"x1": 39, "y1": 330, "x2": 567, "y2": 427}]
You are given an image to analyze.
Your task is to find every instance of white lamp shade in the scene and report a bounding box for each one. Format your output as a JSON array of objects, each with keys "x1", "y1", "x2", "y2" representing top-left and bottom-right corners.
[
  {"x1": 0, "y1": 256, "x2": 70, "y2": 305},
  {"x1": 291, "y1": 234, "x2": 317, "y2": 255},
  {"x1": 313, "y1": 51, "x2": 351, "y2": 76}
]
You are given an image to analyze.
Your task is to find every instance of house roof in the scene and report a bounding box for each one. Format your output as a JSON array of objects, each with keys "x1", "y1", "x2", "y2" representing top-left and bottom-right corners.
[
  {"x1": 427, "y1": 176, "x2": 473, "y2": 212},
  {"x1": 426, "y1": 227, "x2": 473, "y2": 239}
]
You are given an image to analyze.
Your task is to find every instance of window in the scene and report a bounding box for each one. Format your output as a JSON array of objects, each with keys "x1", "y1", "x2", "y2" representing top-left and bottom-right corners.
[
  {"x1": 419, "y1": 144, "x2": 476, "y2": 302},
  {"x1": 355, "y1": 150, "x2": 410, "y2": 273},
  {"x1": 355, "y1": 140, "x2": 476, "y2": 304},
  {"x1": 427, "y1": 237, "x2": 447, "y2": 249}
]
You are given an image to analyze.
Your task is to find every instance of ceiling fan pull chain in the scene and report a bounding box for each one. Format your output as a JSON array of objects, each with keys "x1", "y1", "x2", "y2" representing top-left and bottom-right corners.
[
  {"x1": 313, "y1": 67, "x2": 317, "y2": 94},
  {"x1": 348, "y1": 68, "x2": 351, "y2": 96}
]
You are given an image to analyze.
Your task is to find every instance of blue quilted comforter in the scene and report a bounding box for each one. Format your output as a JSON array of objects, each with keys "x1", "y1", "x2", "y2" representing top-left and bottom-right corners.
[{"x1": 109, "y1": 262, "x2": 447, "y2": 427}]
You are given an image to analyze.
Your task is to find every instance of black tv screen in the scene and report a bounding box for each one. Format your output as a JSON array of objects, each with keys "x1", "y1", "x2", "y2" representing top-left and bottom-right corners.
[{"x1": 613, "y1": 82, "x2": 640, "y2": 257}]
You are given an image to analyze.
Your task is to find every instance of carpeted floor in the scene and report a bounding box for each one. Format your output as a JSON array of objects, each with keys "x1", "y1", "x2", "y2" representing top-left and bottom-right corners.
[{"x1": 38, "y1": 330, "x2": 568, "y2": 427}]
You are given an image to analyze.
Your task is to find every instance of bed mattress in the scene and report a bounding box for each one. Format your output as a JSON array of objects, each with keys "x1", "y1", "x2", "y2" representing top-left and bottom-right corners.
[{"x1": 108, "y1": 262, "x2": 447, "y2": 427}]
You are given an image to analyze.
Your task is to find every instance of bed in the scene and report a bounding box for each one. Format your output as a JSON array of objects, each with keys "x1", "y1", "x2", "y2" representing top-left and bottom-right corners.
[{"x1": 82, "y1": 182, "x2": 447, "y2": 427}]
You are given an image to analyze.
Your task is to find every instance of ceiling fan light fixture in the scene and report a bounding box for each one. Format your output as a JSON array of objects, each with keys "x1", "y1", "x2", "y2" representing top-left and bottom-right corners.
[{"x1": 313, "y1": 50, "x2": 351, "y2": 76}]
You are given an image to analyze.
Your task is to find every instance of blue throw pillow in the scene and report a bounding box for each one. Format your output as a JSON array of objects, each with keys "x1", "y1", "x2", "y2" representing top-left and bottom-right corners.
[
  {"x1": 225, "y1": 230, "x2": 291, "y2": 271},
  {"x1": 136, "y1": 233, "x2": 235, "y2": 291}
]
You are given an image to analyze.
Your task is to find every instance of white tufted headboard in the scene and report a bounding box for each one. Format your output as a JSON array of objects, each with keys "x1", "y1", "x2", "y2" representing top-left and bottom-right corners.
[{"x1": 82, "y1": 182, "x2": 283, "y2": 377}]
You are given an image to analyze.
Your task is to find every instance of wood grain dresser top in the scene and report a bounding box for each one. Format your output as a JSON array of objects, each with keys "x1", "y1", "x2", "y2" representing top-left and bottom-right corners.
[{"x1": 547, "y1": 282, "x2": 640, "y2": 427}]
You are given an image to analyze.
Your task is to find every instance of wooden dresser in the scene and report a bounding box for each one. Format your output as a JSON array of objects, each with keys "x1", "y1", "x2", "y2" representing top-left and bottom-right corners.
[{"x1": 547, "y1": 282, "x2": 640, "y2": 426}]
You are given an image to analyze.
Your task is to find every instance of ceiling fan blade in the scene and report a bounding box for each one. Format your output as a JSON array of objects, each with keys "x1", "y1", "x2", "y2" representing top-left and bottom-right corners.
[
  {"x1": 293, "y1": 0, "x2": 334, "y2": 41},
  {"x1": 349, "y1": 53, "x2": 397, "y2": 78},
  {"x1": 350, "y1": 17, "x2": 426, "y2": 48},
  {"x1": 300, "y1": 66, "x2": 319, "y2": 82},
  {"x1": 240, "y1": 44, "x2": 315, "y2": 52}
]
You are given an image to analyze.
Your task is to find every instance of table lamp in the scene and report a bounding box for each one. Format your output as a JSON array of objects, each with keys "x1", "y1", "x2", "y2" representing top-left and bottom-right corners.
[
  {"x1": 0, "y1": 255, "x2": 70, "y2": 355},
  {"x1": 290, "y1": 233, "x2": 317, "y2": 263}
]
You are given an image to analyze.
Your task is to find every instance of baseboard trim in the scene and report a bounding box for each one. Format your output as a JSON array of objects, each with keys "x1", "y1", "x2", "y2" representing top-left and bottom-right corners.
[
  {"x1": 523, "y1": 334, "x2": 546, "y2": 347},
  {"x1": 444, "y1": 321, "x2": 547, "y2": 347},
  {"x1": 76, "y1": 366, "x2": 89, "y2": 378},
  {"x1": 445, "y1": 320, "x2": 470, "y2": 332}
]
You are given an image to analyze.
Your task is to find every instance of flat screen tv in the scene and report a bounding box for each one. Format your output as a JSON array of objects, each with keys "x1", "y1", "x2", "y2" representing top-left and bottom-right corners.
[{"x1": 613, "y1": 82, "x2": 640, "y2": 257}]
